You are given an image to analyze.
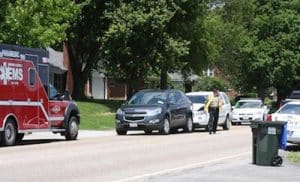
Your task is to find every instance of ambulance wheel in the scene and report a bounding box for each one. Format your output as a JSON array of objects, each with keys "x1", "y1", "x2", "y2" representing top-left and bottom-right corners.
[
  {"x1": 2, "y1": 119, "x2": 17, "y2": 146},
  {"x1": 65, "y1": 116, "x2": 79, "y2": 140},
  {"x1": 16, "y1": 133, "x2": 25, "y2": 142}
]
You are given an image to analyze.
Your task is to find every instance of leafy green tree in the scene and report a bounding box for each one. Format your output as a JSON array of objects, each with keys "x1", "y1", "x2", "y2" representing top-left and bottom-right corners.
[
  {"x1": 0, "y1": 0, "x2": 9, "y2": 32},
  {"x1": 65, "y1": 0, "x2": 110, "y2": 99},
  {"x1": 215, "y1": 0, "x2": 299, "y2": 101},
  {"x1": 193, "y1": 76, "x2": 228, "y2": 91},
  {"x1": 101, "y1": 0, "x2": 190, "y2": 96},
  {"x1": 101, "y1": 0, "x2": 215, "y2": 96},
  {"x1": 165, "y1": 0, "x2": 210, "y2": 91},
  {"x1": 213, "y1": 0, "x2": 255, "y2": 94},
  {"x1": 253, "y1": 0, "x2": 300, "y2": 100},
  {"x1": 0, "y1": 0, "x2": 80, "y2": 48}
]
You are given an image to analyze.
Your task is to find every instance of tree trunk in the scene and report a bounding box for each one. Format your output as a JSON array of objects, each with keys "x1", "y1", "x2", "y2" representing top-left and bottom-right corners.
[
  {"x1": 160, "y1": 67, "x2": 168, "y2": 89},
  {"x1": 276, "y1": 87, "x2": 289, "y2": 108},
  {"x1": 257, "y1": 87, "x2": 266, "y2": 102},
  {"x1": 184, "y1": 81, "x2": 192, "y2": 93},
  {"x1": 127, "y1": 83, "x2": 134, "y2": 99},
  {"x1": 66, "y1": 42, "x2": 89, "y2": 99},
  {"x1": 127, "y1": 79, "x2": 139, "y2": 99},
  {"x1": 72, "y1": 73, "x2": 87, "y2": 99}
]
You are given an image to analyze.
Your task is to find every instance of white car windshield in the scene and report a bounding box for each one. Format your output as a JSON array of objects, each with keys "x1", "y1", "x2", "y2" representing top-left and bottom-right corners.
[
  {"x1": 187, "y1": 95, "x2": 207, "y2": 104},
  {"x1": 278, "y1": 104, "x2": 300, "y2": 115},
  {"x1": 235, "y1": 101, "x2": 262, "y2": 109},
  {"x1": 128, "y1": 92, "x2": 167, "y2": 105}
]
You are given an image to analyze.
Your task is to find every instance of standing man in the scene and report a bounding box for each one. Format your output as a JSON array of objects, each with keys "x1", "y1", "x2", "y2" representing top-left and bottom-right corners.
[{"x1": 204, "y1": 89, "x2": 223, "y2": 134}]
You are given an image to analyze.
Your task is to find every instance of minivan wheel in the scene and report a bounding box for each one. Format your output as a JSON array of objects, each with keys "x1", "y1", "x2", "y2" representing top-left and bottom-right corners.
[
  {"x1": 184, "y1": 116, "x2": 193, "y2": 133},
  {"x1": 116, "y1": 129, "x2": 127, "y2": 135},
  {"x1": 159, "y1": 117, "x2": 170, "y2": 135},
  {"x1": 223, "y1": 115, "x2": 231, "y2": 130},
  {"x1": 144, "y1": 130, "x2": 152, "y2": 134},
  {"x1": 2, "y1": 119, "x2": 17, "y2": 146}
]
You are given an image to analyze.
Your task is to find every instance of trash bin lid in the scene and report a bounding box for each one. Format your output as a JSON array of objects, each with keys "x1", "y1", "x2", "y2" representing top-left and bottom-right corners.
[{"x1": 250, "y1": 120, "x2": 287, "y2": 129}]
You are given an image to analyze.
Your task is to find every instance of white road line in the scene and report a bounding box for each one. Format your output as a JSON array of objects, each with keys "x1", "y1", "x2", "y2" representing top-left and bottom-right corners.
[{"x1": 116, "y1": 151, "x2": 250, "y2": 182}]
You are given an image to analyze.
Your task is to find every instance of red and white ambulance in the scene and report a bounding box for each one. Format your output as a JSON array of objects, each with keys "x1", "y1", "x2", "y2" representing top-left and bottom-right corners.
[{"x1": 0, "y1": 43, "x2": 79, "y2": 146}]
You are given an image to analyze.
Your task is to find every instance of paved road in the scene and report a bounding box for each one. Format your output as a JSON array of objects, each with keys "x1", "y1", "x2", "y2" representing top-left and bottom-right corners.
[{"x1": 0, "y1": 126, "x2": 299, "y2": 182}]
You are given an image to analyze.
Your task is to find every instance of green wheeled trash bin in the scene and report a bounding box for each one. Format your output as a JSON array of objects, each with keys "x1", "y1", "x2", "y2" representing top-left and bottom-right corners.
[{"x1": 250, "y1": 121, "x2": 287, "y2": 166}]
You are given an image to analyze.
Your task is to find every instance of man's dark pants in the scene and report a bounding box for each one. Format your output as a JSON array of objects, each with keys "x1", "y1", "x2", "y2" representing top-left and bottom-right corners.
[{"x1": 208, "y1": 107, "x2": 219, "y2": 134}]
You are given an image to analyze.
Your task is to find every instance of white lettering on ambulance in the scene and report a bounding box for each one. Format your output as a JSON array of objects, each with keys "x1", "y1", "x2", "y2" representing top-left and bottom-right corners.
[{"x1": 0, "y1": 62, "x2": 23, "y2": 85}]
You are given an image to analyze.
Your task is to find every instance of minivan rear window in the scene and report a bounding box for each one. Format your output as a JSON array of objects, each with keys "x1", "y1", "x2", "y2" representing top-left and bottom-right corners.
[
  {"x1": 187, "y1": 95, "x2": 207, "y2": 104},
  {"x1": 128, "y1": 92, "x2": 167, "y2": 105}
]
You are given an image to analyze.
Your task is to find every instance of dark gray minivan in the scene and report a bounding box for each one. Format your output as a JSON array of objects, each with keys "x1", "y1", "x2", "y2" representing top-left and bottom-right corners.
[{"x1": 115, "y1": 89, "x2": 193, "y2": 135}]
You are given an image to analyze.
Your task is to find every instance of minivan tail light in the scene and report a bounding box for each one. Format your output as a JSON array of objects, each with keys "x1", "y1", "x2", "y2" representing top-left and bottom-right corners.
[{"x1": 266, "y1": 114, "x2": 272, "y2": 121}]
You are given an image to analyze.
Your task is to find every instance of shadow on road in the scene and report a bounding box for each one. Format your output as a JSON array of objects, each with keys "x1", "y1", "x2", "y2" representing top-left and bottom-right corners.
[
  {"x1": 233, "y1": 123, "x2": 251, "y2": 126},
  {"x1": 126, "y1": 128, "x2": 209, "y2": 136},
  {"x1": 15, "y1": 139, "x2": 65, "y2": 146},
  {"x1": 191, "y1": 129, "x2": 210, "y2": 133},
  {"x1": 123, "y1": 124, "x2": 251, "y2": 136},
  {"x1": 286, "y1": 144, "x2": 300, "y2": 152}
]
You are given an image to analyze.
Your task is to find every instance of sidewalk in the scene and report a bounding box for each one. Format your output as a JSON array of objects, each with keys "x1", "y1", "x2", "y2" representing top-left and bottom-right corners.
[{"x1": 143, "y1": 151, "x2": 300, "y2": 182}]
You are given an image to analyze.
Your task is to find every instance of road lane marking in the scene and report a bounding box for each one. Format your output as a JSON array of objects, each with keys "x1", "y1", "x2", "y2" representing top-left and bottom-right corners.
[{"x1": 116, "y1": 151, "x2": 250, "y2": 182}]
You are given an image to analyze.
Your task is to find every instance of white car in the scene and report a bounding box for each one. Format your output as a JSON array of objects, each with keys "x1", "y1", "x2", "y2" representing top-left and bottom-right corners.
[
  {"x1": 232, "y1": 99, "x2": 269, "y2": 124},
  {"x1": 186, "y1": 91, "x2": 232, "y2": 130},
  {"x1": 269, "y1": 101, "x2": 300, "y2": 144}
]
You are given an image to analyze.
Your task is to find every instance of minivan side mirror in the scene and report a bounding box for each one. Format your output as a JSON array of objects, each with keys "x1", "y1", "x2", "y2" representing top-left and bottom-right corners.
[{"x1": 231, "y1": 106, "x2": 235, "y2": 111}]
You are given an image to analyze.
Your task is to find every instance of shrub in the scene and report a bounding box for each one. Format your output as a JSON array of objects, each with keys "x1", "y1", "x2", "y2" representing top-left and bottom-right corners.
[{"x1": 193, "y1": 77, "x2": 228, "y2": 92}]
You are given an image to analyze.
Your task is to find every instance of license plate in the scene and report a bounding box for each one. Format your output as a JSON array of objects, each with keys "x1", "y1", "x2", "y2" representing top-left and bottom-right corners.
[{"x1": 129, "y1": 123, "x2": 138, "y2": 127}]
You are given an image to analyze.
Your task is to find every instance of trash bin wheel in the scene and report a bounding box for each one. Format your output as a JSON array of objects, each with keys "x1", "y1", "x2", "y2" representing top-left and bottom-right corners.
[{"x1": 271, "y1": 156, "x2": 283, "y2": 166}]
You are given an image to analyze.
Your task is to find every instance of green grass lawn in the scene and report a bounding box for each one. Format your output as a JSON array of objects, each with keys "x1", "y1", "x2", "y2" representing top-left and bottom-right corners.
[
  {"x1": 288, "y1": 152, "x2": 300, "y2": 164},
  {"x1": 77, "y1": 99, "x2": 123, "y2": 130}
]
